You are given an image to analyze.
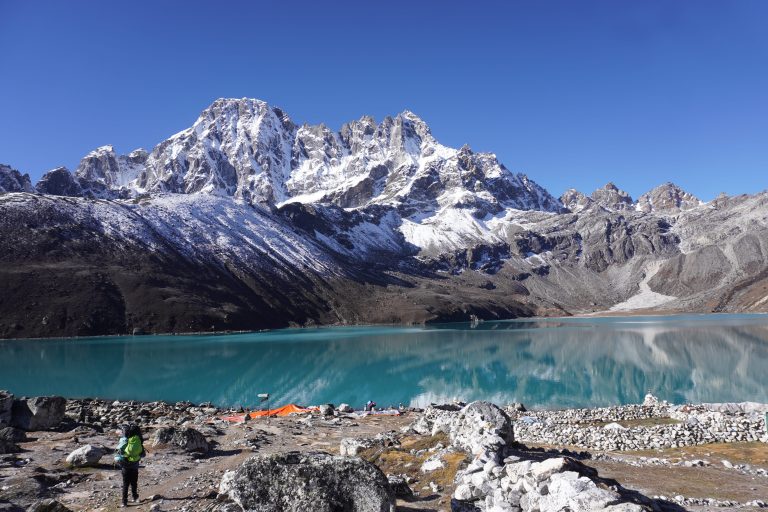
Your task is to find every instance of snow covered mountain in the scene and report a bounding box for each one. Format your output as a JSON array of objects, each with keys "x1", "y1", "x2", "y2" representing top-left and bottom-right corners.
[
  {"x1": 2, "y1": 98, "x2": 767, "y2": 338},
  {"x1": 38, "y1": 98, "x2": 563, "y2": 255},
  {"x1": 61, "y1": 98, "x2": 561, "y2": 215},
  {"x1": 0, "y1": 164, "x2": 33, "y2": 193}
]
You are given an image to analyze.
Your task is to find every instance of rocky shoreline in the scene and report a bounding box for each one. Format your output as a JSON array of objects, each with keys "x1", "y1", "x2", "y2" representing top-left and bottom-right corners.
[{"x1": 1, "y1": 391, "x2": 767, "y2": 511}]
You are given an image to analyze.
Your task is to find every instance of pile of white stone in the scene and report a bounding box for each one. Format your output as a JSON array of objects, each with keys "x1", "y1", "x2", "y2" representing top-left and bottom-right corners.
[
  {"x1": 512, "y1": 397, "x2": 768, "y2": 451},
  {"x1": 409, "y1": 401, "x2": 652, "y2": 512}
]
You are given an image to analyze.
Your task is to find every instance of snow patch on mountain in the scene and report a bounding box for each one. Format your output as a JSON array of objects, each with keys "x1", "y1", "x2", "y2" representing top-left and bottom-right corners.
[{"x1": 609, "y1": 261, "x2": 676, "y2": 311}]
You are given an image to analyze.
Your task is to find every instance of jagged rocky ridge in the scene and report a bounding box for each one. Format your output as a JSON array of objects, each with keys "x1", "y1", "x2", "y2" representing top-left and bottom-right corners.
[{"x1": 1, "y1": 98, "x2": 768, "y2": 338}]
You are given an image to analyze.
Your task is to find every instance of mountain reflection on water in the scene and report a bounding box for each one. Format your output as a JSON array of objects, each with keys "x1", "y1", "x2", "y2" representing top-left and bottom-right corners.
[{"x1": 1, "y1": 314, "x2": 767, "y2": 409}]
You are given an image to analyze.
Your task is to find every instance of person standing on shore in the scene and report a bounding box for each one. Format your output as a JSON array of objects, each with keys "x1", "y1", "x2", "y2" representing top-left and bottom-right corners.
[{"x1": 114, "y1": 423, "x2": 146, "y2": 507}]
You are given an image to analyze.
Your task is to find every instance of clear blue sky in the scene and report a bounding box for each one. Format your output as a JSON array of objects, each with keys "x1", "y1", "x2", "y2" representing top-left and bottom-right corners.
[{"x1": 1, "y1": 1, "x2": 766, "y2": 201}]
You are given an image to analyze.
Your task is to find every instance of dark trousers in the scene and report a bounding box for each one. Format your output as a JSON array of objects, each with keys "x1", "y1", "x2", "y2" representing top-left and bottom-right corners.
[{"x1": 121, "y1": 466, "x2": 139, "y2": 504}]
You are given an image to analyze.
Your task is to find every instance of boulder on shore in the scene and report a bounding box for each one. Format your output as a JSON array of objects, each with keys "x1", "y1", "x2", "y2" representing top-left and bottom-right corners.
[
  {"x1": 411, "y1": 401, "x2": 514, "y2": 457},
  {"x1": 152, "y1": 426, "x2": 210, "y2": 453},
  {"x1": 26, "y1": 499, "x2": 74, "y2": 512},
  {"x1": 0, "y1": 426, "x2": 26, "y2": 443},
  {"x1": 0, "y1": 390, "x2": 13, "y2": 427},
  {"x1": 0, "y1": 438, "x2": 20, "y2": 454},
  {"x1": 65, "y1": 444, "x2": 106, "y2": 467},
  {"x1": 11, "y1": 396, "x2": 67, "y2": 431},
  {"x1": 216, "y1": 451, "x2": 394, "y2": 512}
]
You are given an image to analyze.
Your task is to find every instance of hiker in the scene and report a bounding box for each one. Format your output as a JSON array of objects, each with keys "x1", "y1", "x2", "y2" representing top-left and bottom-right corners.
[
  {"x1": 114, "y1": 423, "x2": 146, "y2": 507},
  {"x1": 365, "y1": 400, "x2": 376, "y2": 412}
]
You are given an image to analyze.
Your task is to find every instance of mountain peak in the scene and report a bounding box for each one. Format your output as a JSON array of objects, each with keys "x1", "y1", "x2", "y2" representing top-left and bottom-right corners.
[
  {"x1": 0, "y1": 164, "x2": 33, "y2": 193},
  {"x1": 636, "y1": 182, "x2": 702, "y2": 213},
  {"x1": 28, "y1": 101, "x2": 561, "y2": 216},
  {"x1": 560, "y1": 188, "x2": 593, "y2": 213},
  {"x1": 590, "y1": 183, "x2": 633, "y2": 211}
]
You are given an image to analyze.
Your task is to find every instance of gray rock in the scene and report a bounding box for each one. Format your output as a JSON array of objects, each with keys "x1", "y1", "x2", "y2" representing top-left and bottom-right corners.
[
  {"x1": 451, "y1": 401, "x2": 515, "y2": 456},
  {"x1": 26, "y1": 500, "x2": 73, "y2": 512},
  {"x1": 11, "y1": 396, "x2": 67, "y2": 431},
  {"x1": 387, "y1": 475, "x2": 413, "y2": 498},
  {"x1": 319, "y1": 404, "x2": 335, "y2": 417},
  {"x1": 340, "y1": 431, "x2": 400, "y2": 457},
  {"x1": 35, "y1": 167, "x2": 83, "y2": 197},
  {"x1": 65, "y1": 444, "x2": 106, "y2": 467},
  {"x1": 636, "y1": 183, "x2": 701, "y2": 213},
  {"x1": 338, "y1": 403, "x2": 353, "y2": 413},
  {"x1": 0, "y1": 426, "x2": 26, "y2": 442},
  {"x1": 0, "y1": 164, "x2": 33, "y2": 193},
  {"x1": 0, "y1": 438, "x2": 20, "y2": 454},
  {"x1": 340, "y1": 437, "x2": 374, "y2": 457},
  {"x1": 0, "y1": 390, "x2": 13, "y2": 427},
  {"x1": 152, "y1": 426, "x2": 210, "y2": 453},
  {"x1": 218, "y1": 451, "x2": 394, "y2": 512}
]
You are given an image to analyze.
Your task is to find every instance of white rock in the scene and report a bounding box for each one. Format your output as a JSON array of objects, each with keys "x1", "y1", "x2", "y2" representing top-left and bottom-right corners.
[
  {"x1": 65, "y1": 444, "x2": 105, "y2": 468},
  {"x1": 453, "y1": 484, "x2": 473, "y2": 501},
  {"x1": 420, "y1": 455, "x2": 445, "y2": 472},
  {"x1": 531, "y1": 457, "x2": 568, "y2": 482}
]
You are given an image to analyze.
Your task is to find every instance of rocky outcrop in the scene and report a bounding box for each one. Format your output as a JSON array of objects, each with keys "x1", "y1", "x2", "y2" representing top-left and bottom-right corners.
[
  {"x1": 411, "y1": 401, "x2": 514, "y2": 458},
  {"x1": 590, "y1": 182, "x2": 634, "y2": 211},
  {"x1": 636, "y1": 182, "x2": 701, "y2": 213},
  {"x1": 11, "y1": 396, "x2": 66, "y2": 431},
  {"x1": 26, "y1": 499, "x2": 74, "y2": 512},
  {"x1": 152, "y1": 426, "x2": 210, "y2": 453},
  {"x1": 0, "y1": 438, "x2": 20, "y2": 454},
  {"x1": 35, "y1": 167, "x2": 83, "y2": 196},
  {"x1": 560, "y1": 188, "x2": 593, "y2": 213},
  {"x1": 0, "y1": 164, "x2": 33, "y2": 193},
  {"x1": 0, "y1": 426, "x2": 26, "y2": 443},
  {"x1": 453, "y1": 455, "x2": 650, "y2": 511},
  {"x1": 340, "y1": 431, "x2": 400, "y2": 456},
  {"x1": 406, "y1": 400, "x2": 660, "y2": 511},
  {"x1": 215, "y1": 452, "x2": 395, "y2": 512},
  {"x1": 65, "y1": 444, "x2": 106, "y2": 467},
  {"x1": 386, "y1": 475, "x2": 413, "y2": 498},
  {"x1": 0, "y1": 390, "x2": 13, "y2": 427},
  {"x1": 74, "y1": 145, "x2": 145, "y2": 198}
]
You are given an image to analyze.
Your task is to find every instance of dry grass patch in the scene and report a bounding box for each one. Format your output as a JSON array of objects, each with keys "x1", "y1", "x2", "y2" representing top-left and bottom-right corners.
[
  {"x1": 622, "y1": 441, "x2": 768, "y2": 466},
  {"x1": 360, "y1": 433, "x2": 469, "y2": 491},
  {"x1": 398, "y1": 431, "x2": 450, "y2": 452}
]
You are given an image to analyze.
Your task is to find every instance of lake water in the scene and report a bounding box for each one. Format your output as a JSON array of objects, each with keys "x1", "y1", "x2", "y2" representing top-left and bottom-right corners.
[{"x1": 2, "y1": 314, "x2": 768, "y2": 410}]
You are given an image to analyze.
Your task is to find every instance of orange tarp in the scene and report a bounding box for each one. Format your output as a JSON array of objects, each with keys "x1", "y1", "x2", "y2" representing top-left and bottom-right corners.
[
  {"x1": 218, "y1": 403, "x2": 311, "y2": 422},
  {"x1": 248, "y1": 404, "x2": 310, "y2": 418}
]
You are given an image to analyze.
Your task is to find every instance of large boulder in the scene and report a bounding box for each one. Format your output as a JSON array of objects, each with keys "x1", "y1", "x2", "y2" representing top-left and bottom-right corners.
[
  {"x1": 217, "y1": 452, "x2": 395, "y2": 512},
  {"x1": 0, "y1": 390, "x2": 13, "y2": 427},
  {"x1": 0, "y1": 426, "x2": 26, "y2": 442},
  {"x1": 65, "y1": 444, "x2": 106, "y2": 467},
  {"x1": 152, "y1": 426, "x2": 210, "y2": 453},
  {"x1": 11, "y1": 396, "x2": 67, "y2": 431},
  {"x1": 451, "y1": 401, "x2": 515, "y2": 456},
  {"x1": 386, "y1": 475, "x2": 413, "y2": 499},
  {"x1": 26, "y1": 499, "x2": 74, "y2": 512},
  {"x1": 411, "y1": 401, "x2": 514, "y2": 457},
  {"x1": 0, "y1": 438, "x2": 20, "y2": 454}
]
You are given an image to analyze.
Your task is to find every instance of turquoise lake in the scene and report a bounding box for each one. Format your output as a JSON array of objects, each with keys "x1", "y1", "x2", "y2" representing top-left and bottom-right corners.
[{"x1": 1, "y1": 314, "x2": 768, "y2": 410}]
